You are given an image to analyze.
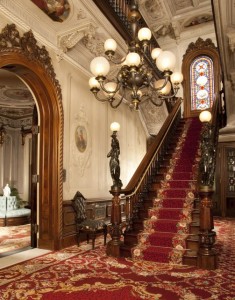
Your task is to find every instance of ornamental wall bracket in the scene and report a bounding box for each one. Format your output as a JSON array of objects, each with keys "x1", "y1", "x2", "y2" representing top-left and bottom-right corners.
[{"x1": 57, "y1": 21, "x2": 97, "y2": 53}]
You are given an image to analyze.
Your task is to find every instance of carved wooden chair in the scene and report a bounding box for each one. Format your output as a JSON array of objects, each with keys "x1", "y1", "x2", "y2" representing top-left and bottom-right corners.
[{"x1": 72, "y1": 191, "x2": 107, "y2": 250}]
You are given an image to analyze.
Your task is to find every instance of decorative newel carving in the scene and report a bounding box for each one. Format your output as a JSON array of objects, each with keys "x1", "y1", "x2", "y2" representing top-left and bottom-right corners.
[
  {"x1": 198, "y1": 111, "x2": 218, "y2": 270},
  {"x1": 198, "y1": 186, "x2": 217, "y2": 269},
  {"x1": 106, "y1": 123, "x2": 123, "y2": 257}
]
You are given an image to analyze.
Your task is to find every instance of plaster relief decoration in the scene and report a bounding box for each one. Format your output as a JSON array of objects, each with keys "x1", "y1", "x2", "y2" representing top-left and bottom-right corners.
[
  {"x1": 174, "y1": 0, "x2": 193, "y2": 10},
  {"x1": 143, "y1": 0, "x2": 165, "y2": 20},
  {"x1": 72, "y1": 106, "x2": 91, "y2": 177},
  {"x1": 153, "y1": 22, "x2": 175, "y2": 39},
  {"x1": 82, "y1": 28, "x2": 104, "y2": 57},
  {"x1": 31, "y1": 0, "x2": 70, "y2": 22},
  {"x1": 184, "y1": 15, "x2": 213, "y2": 28},
  {"x1": 57, "y1": 22, "x2": 97, "y2": 53},
  {"x1": 227, "y1": 32, "x2": 235, "y2": 53},
  {"x1": 140, "y1": 100, "x2": 167, "y2": 135}
]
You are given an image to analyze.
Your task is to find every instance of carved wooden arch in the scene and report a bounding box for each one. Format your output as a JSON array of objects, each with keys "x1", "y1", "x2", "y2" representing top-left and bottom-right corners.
[
  {"x1": 0, "y1": 24, "x2": 64, "y2": 250},
  {"x1": 182, "y1": 37, "x2": 220, "y2": 118}
]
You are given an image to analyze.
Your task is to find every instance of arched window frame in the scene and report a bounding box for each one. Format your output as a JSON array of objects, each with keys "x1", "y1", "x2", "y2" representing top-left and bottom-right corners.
[{"x1": 182, "y1": 38, "x2": 220, "y2": 118}]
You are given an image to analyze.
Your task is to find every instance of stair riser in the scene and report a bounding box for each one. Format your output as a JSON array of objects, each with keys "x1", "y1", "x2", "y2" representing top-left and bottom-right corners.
[
  {"x1": 182, "y1": 256, "x2": 198, "y2": 267},
  {"x1": 192, "y1": 211, "x2": 200, "y2": 222},
  {"x1": 190, "y1": 226, "x2": 200, "y2": 234},
  {"x1": 124, "y1": 235, "x2": 138, "y2": 245},
  {"x1": 186, "y1": 240, "x2": 199, "y2": 251}
]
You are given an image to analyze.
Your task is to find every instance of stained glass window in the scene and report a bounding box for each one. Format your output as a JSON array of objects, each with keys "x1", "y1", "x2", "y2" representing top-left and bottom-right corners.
[{"x1": 190, "y1": 56, "x2": 214, "y2": 110}]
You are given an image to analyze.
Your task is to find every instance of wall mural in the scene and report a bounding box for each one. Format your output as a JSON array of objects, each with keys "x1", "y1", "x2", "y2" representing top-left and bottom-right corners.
[{"x1": 31, "y1": 0, "x2": 70, "y2": 22}]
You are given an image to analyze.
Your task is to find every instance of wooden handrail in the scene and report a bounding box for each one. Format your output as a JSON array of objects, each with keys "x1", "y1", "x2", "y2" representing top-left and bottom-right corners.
[{"x1": 121, "y1": 98, "x2": 182, "y2": 196}]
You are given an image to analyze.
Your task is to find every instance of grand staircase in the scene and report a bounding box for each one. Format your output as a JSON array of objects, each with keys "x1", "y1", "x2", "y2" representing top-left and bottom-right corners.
[{"x1": 120, "y1": 117, "x2": 203, "y2": 266}]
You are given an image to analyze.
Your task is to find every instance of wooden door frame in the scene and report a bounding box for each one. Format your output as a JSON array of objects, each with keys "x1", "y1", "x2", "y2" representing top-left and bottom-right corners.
[
  {"x1": 0, "y1": 24, "x2": 64, "y2": 250},
  {"x1": 182, "y1": 38, "x2": 220, "y2": 118}
]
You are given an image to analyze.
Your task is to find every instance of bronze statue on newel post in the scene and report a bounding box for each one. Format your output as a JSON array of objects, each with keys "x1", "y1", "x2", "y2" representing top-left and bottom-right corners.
[
  {"x1": 198, "y1": 111, "x2": 217, "y2": 270},
  {"x1": 106, "y1": 122, "x2": 123, "y2": 257}
]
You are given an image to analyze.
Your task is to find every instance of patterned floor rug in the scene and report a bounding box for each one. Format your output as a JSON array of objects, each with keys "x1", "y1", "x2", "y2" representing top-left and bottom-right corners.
[
  {"x1": 0, "y1": 217, "x2": 234, "y2": 299},
  {"x1": 0, "y1": 224, "x2": 31, "y2": 255}
]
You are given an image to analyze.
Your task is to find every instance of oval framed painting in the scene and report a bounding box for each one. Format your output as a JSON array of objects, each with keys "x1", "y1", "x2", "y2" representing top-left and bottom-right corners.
[{"x1": 75, "y1": 125, "x2": 87, "y2": 153}]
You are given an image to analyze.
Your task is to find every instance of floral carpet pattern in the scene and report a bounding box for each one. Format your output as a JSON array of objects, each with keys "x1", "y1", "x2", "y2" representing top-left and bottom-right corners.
[
  {"x1": 0, "y1": 218, "x2": 234, "y2": 299},
  {"x1": 0, "y1": 224, "x2": 31, "y2": 255},
  {"x1": 132, "y1": 118, "x2": 203, "y2": 264}
]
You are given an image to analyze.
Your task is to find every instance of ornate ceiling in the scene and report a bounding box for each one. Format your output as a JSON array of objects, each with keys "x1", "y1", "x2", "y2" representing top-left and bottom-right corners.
[
  {"x1": 0, "y1": 70, "x2": 34, "y2": 128},
  {"x1": 1, "y1": 0, "x2": 233, "y2": 134}
]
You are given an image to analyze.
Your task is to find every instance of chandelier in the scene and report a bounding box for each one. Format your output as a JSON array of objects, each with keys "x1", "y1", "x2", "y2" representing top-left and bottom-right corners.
[{"x1": 88, "y1": 1, "x2": 183, "y2": 111}]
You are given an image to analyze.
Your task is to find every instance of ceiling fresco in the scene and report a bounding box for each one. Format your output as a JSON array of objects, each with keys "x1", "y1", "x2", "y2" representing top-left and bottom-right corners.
[
  {"x1": 31, "y1": 0, "x2": 70, "y2": 22},
  {"x1": 0, "y1": 70, "x2": 34, "y2": 127}
]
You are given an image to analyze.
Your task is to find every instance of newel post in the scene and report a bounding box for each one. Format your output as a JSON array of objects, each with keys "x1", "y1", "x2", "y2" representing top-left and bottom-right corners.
[
  {"x1": 198, "y1": 110, "x2": 217, "y2": 269},
  {"x1": 106, "y1": 122, "x2": 123, "y2": 257},
  {"x1": 198, "y1": 185, "x2": 217, "y2": 269}
]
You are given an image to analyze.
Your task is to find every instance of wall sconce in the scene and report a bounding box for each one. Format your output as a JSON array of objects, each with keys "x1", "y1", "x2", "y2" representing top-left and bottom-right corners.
[
  {"x1": 0, "y1": 125, "x2": 6, "y2": 145},
  {"x1": 107, "y1": 122, "x2": 123, "y2": 190}
]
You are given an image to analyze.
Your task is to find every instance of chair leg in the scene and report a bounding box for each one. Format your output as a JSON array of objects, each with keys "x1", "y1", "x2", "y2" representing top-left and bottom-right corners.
[
  {"x1": 77, "y1": 230, "x2": 81, "y2": 246},
  {"x1": 86, "y1": 233, "x2": 89, "y2": 244},
  {"x1": 91, "y1": 231, "x2": 96, "y2": 250},
  {"x1": 104, "y1": 225, "x2": 107, "y2": 246}
]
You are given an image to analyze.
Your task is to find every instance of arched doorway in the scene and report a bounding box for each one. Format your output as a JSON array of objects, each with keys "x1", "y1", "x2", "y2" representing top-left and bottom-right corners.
[{"x1": 0, "y1": 24, "x2": 64, "y2": 250}]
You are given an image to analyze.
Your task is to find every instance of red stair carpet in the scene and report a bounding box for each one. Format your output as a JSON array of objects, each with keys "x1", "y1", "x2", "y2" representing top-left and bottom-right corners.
[{"x1": 132, "y1": 118, "x2": 202, "y2": 264}]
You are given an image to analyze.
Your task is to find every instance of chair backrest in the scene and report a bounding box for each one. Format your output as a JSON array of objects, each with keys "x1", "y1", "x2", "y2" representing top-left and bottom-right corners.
[{"x1": 71, "y1": 191, "x2": 87, "y2": 223}]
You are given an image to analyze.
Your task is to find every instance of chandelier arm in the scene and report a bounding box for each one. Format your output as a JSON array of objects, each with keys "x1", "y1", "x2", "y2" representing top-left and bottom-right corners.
[
  {"x1": 92, "y1": 92, "x2": 112, "y2": 103},
  {"x1": 99, "y1": 80, "x2": 121, "y2": 95},
  {"x1": 150, "y1": 76, "x2": 170, "y2": 91},
  {"x1": 156, "y1": 86, "x2": 180, "y2": 99},
  {"x1": 109, "y1": 89, "x2": 126, "y2": 109},
  {"x1": 107, "y1": 55, "x2": 127, "y2": 65}
]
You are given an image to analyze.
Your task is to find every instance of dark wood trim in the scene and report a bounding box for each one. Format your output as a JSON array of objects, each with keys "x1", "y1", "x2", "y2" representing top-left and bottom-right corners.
[{"x1": 0, "y1": 24, "x2": 64, "y2": 251}]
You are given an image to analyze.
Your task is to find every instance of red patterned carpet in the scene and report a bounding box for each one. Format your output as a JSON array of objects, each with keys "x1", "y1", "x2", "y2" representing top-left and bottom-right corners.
[
  {"x1": 0, "y1": 217, "x2": 234, "y2": 299},
  {"x1": 0, "y1": 224, "x2": 31, "y2": 255},
  {"x1": 132, "y1": 118, "x2": 202, "y2": 264}
]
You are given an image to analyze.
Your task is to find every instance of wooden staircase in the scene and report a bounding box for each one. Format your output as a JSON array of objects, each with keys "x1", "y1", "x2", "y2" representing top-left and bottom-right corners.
[{"x1": 120, "y1": 118, "x2": 201, "y2": 266}]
